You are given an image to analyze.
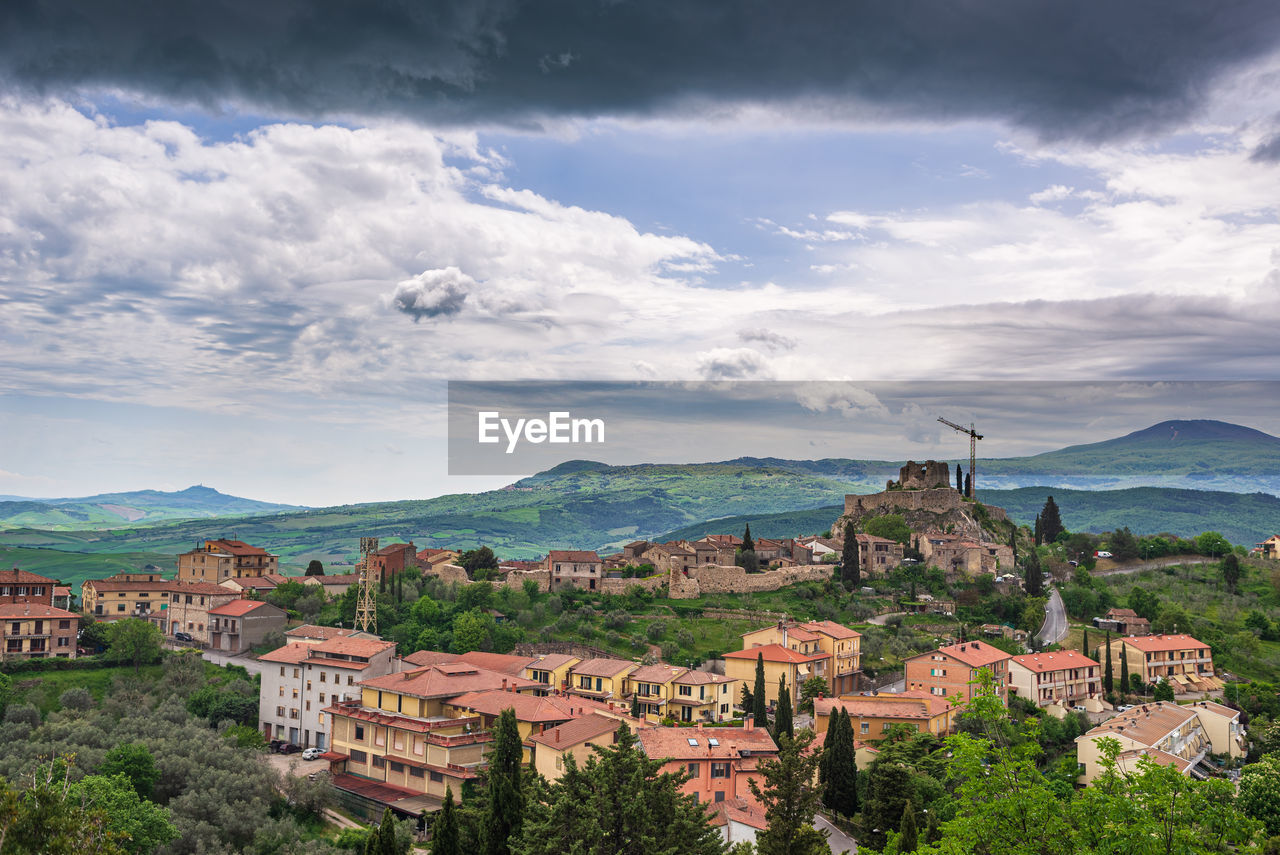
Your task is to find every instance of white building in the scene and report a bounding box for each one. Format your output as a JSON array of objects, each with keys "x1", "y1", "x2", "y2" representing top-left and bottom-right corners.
[{"x1": 258, "y1": 635, "x2": 397, "y2": 749}]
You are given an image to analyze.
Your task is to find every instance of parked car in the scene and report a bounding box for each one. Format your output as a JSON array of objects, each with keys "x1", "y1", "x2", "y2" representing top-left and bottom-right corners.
[
  {"x1": 1095, "y1": 551, "x2": 1113, "y2": 559},
  {"x1": 1116, "y1": 704, "x2": 1134, "y2": 712},
  {"x1": 1071, "y1": 705, "x2": 1087, "y2": 713},
  {"x1": 174, "y1": 631, "x2": 195, "y2": 643},
  {"x1": 302, "y1": 747, "x2": 324, "y2": 761},
  {"x1": 277, "y1": 742, "x2": 301, "y2": 755},
  {"x1": 1068, "y1": 560, "x2": 1079, "y2": 566}
]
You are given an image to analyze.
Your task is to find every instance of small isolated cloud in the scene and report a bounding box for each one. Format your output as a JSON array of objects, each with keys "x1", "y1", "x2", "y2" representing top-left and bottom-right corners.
[
  {"x1": 696, "y1": 348, "x2": 772, "y2": 380},
  {"x1": 390, "y1": 267, "x2": 474, "y2": 321},
  {"x1": 794, "y1": 382, "x2": 888, "y2": 419},
  {"x1": 1029, "y1": 184, "x2": 1076, "y2": 204},
  {"x1": 738, "y1": 329, "x2": 796, "y2": 352}
]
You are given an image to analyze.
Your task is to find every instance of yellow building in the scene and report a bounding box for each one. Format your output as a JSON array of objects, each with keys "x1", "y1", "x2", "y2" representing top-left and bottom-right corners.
[
  {"x1": 566, "y1": 658, "x2": 638, "y2": 705},
  {"x1": 723, "y1": 644, "x2": 828, "y2": 713},
  {"x1": 1103, "y1": 634, "x2": 1221, "y2": 694},
  {"x1": 523, "y1": 653, "x2": 581, "y2": 694},
  {"x1": 670, "y1": 669, "x2": 736, "y2": 723},
  {"x1": 529, "y1": 713, "x2": 629, "y2": 782},
  {"x1": 628, "y1": 663, "x2": 687, "y2": 720},
  {"x1": 81, "y1": 572, "x2": 170, "y2": 623},
  {"x1": 177, "y1": 539, "x2": 278, "y2": 583},
  {"x1": 740, "y1": 620, "x2": 863, "y2": 694},
  {"x1": 442, "y1": 688, "x2": 620, "y2": 763},
  {"x1": 814, "y1": 691, "x2": 955, "y2": 742},
  {"x1": 1075, "y1": 700, "x2": 1244, "y2": 783}
]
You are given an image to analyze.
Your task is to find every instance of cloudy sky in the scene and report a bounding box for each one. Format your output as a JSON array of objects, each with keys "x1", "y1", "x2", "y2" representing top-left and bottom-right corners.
[{"x1": 4, "y1": 1, "x2": 1280, "y2": 505}]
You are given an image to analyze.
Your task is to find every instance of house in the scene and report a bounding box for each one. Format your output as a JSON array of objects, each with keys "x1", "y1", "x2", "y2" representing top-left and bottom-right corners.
[
  {"x1": 621, "y1": 541, "x2": 651, "y2": 561},
  {"x1": 739, "y1": 619, "x2": 863, "y2": 694},
  {"x1": 723, "y1": 644, "x2": 829, "y2": 712},
  {"x1": 300, "y1": 572, "x2": 362, "y2": 598},
  {"x1": 207, "y1": 599, "x2": 288, "y2": 654},
  {"x1": 904, "y1": 640, "x2": 1012, "y2": 704},
  {"x1": 258, "y1": 635, "x2": 398, "y2": 749},
  {"x1": 798, "y1": 536, "x2": 840, "y2": 560},
  {"x1": 415, "y1": 548, "x2": 460, "y2": 572},
  {"x1": 1008, "y1": 650, "x2": 1101, "y2": 707},
  {"x1": 753, "y1": 539, "x2": 785, "y2": 563},
  {"x1": 670, "y1": 669, "x2": 736, "y2": 723},
  {"x1": 177, "y1": 539, "x2": 278, "y2": 583},
  {"x1": 359, "y1": 663, "x2": 542, "y2": 719},
  {"x1": 629, "y1": 663, "x2": 688, "y2": 720},
  {"x1": 1092, "y1": 608, "x2": 1151, "y2": 636},
  {"x1": 162, "y1": 582, "x2": 241, "y2": 643},
  {"x1": 854, "y1": 534, "x2": 905, "y2": 572},
  {"x1": 523, "y1": 653, "x2": 581, "y2": 694},
  {"x1": 813, "y1": 690, "x2": 955, "y2": 740},
  {"x1": 545, "y1": 550, "x2": 602, "y2": 592},
  {"x1": 920, "y1": 534, "x2": 1011, "y2": 575},
  {"x1": 0, "y1": 573, "x2": 79, "y2": 660},
  {"x1": 566, "y1": 658, "x2": 638, "y2": 705},
  {"x1": 368, "y1": 542, "x2": 416, "y2": 584},
  {"x1": 81, "y1": 573, "x2": 174, "y2": 623},
  {"x1": 284, "y1": 624, "x2": 359, "y2": 645},
  {"x1": 219, "y1": 573, "x2": 290, "y2": 596},
  {"x1": 52, "y1": 586, "x2": 73, "y2": 610},
  {"x1": 1256, "y1": 535, "x2": 1280, "y2": 560},
  {"x1": 443, "y1": 689, "x2": 625, "y2": 764},
  {"x1": 1075, "y1": 700, "x2": 1245, "y2": 783},
  {"x1": 641, "y1": 543, "x2": 696, "y2": 574},
  {"x1": 709, "y1": 799, "x2": 768, "y2": 849},
  {"x1": 639, "y1": 722, "x2": 778, "y2": 809},
  {"x1": 530, "y1": 713, "x2": 631, "y2": 782},
  {"x1": 399, "y1": 649, "x2": 536, "y2": 677},
  {"x1": 1104, "y1": 634, "x2": 1221, "y2": 693}
]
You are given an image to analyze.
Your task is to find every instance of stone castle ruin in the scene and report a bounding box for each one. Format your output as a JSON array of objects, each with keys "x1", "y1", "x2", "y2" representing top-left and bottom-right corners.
[
  {"x1": 889, "y1": 460, "x2": 951, "y2": 490},
  {"x1": 836, "y1": 459, "x2": 1007, "y2": 546}
]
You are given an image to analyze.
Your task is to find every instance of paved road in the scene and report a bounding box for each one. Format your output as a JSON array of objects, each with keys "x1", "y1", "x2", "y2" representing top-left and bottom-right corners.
[
  {"x1": 867, "y1": 612, "x2": 908, "y2": 626},
  {"x1": 1035, "y1": 588, "x2": 1068, "y2": 646},
  {"x1": 201, "y1": 649, "x2": 266, "y2": 675},
  {"x1": 815, "y1": 814, "x2": 857, "y2": 854}
]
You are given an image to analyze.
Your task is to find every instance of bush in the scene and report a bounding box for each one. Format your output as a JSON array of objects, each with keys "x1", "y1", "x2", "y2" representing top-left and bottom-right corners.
[
  {"x1": 4, "y1": 703, "x2": 40, "y2": 727},
  {"x1": 58, "y1": 687, "x2": 93, "y2": 712}
]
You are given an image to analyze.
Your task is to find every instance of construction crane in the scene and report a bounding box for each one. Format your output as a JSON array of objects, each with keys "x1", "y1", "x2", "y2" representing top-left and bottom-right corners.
[
  {"x1": 938, "y1": 417, "x2": 983, "y2": 497},
  {"x1": 355, "y1": 537, "x2": 379, "y2": 634}
]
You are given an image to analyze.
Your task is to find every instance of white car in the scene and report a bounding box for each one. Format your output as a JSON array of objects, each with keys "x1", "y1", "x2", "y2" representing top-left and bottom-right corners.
[
  {"x1": 301, "y1": 747, "x2": 324, "y2": 761},
  {"x1": 1096, "y1": 551, "x2": 1113, "y2": 559}
]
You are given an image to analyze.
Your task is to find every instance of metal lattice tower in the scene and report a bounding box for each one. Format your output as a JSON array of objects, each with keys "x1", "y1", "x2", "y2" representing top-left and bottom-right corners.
[
  {"x1": 355, "y1": 537, "x2": 379, "y2": 634},
  {"x1": 938, "y1": 417, "x2": 983, "y2": 497}
]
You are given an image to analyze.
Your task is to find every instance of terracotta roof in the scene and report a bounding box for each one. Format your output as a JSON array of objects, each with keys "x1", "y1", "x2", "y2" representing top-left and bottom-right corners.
[
  {"x1": 571, "y1": 657, "x2": 639, "y2": 678},
  {"x1": 1011, "y1": 650, "x2": 1099, "y2": 673},
  {"x1": 0, "y1": 603, "x2": 78, "y2": 618},
  {"x1": 547, "y1": 550, "x2": 601, "y2": 563},
  {"x1": 258, "y1": 642, "x2": 314, "y2": 664},
  {"x1": 53, "y1": 586, "x2": 70, "y2": 596},
  {"x1": 526, "y1": 653, "x2": 580, "y2": 672},
  {"x1": 623, "y1": 540, "x2": 650, "y2": 550},
  {"x1": 528, "y1": 713, "x2": 623, "y2": 749},
  {"x1": 313, "y1": 637, "x2": 396, "y2": 658},
  {"x1": 447, "y1": 689, "x2": 599, "y2": 723},
  {"x1": 224, "y1": 577, "x2": 279, "y2": 590},
  {"x1": 1120, "y1": 634, "x2": 1209, "y2": 653},
  {"x1": 709, "y1": 799, "x2": 768, "y2": 831},
  {"x1": 0, "y1": 569, "x2": 56, "y2": 586},
  {"x1": 674, "y1": 670, "x2": 731, "y2": 686},
  {"x1": 361, "y1": 664, "x2": 540, "y2": 699},
  {"x1": 306, "y1": 573, "x2": 361, "y2": 585},
  {"x1": 1082, "y1": 702, "x2": 1198, "y2": 746},
  {"x1": 798, "y1": 620, "x2": 861, "y2": 640},
  {"x1": 416, "y1": 548, "x2": 457, "y2": 559},
  {"x1": 639, "y1": 725, "x2": 777, "y2": 761},
  {"x1": 1116, "y1": 748, "x2": 1196, "y2": 775},
  {"x1": 856, "y1": 533, "x2": 899, "y2": 545},
  {"x1": 171, "y1": 582, "x2": 237, "y2": 595},
  {"x1": 1185, "y1": 700, "x2": 1238, "y2": 720},
  {"x1": 376, "y1": 543, "x2": 415, "y2": 556},
  {"x1": 927, "y1": 640, "x2": 1011, "y2": 668},
  {"x1": 455, "y1": 651, "x2": 536, "y2": 675},
  {"x1": 403, "y1": 650, "x2": 461, "y2": 668},
  {"x1": 814, "y1": 693, "x2": 949, "y2": 721},
  {"x1": 630, "y1": 664, "x2": 687, "y2": 684},
  {"x1": 285, "y1": 624, "x2": 356, "y2": 640},
  {"x1": 205, "y1": 539, "x2": 274, "y2": 557},
  {"x1": 1106, "y1": 608, "x2": 1139, "y2": 619},
  {"x1": 209, "y1": 599, "x2": 279, "y2": 617},
  {"x1": 723, "y1": 644, "x2": 828, "y2": 664}
]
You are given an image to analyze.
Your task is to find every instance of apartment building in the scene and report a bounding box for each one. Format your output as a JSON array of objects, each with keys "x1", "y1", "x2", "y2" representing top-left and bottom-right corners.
[
  {"x1": 176, "y1": 539, "x2": 278, "y2": 583},
  {"x1": 207, "y1": 599, "x2": 288, "y2": 654},
  {"x1": 639, "y1": 722, "x2": 778, "y2": 809},
  {"x1": 444, "y1": 689, "x2": 626, "y2": 763},
  {"x1": 722, "y1": 644, "x2": 829, "y2": 712},
  {"x1": 81, "y1": 573, "x2": 174, "y2": 623},
  {"x1": 566, "y1": 657, "x2": 638, "y2": 705},
  {"x1": 1, "y1": 573, "x2": 79, "y2": 661},
  {"x1": 1008, "y1": 650, "x2": 1101, "y2": 707},
  {"x1": 1104, "y1": 634, "x2": 1220, "y2": 693},
  {"x1": 545, "y1": 550, "x2": 602, "y2": 592},
  {"x1": 523, "y1": 653, "x2": 581, "y2": 694},
  {"x1": 0, "y1": 569, "x2": 59, "y2": 605},
  {"x1": 742, "y1": 619, "x2": 864, "y2": 695},
  {"x1": 162, "y1": 582, "x2": 240, "y2": 642},
  {"x1": 529, "y1": 713, "x2": 630, "y2": 782},
  {"x1": 854, "y1": 534, "x2": 906, "y2": 572},
  {"x1": 259, "y1": 636, "x2": 398, "y2": 749},
  {"x1": 813, "y1": 690, "x2": 955, "y2": 740},
  {"x1": 219, "y1": 573, "x2": 289, "y2": 596},
  {"x1": 1075, "y1": 700, "x2": 1244, "y2": 782},
  {"x1": 904, "y1": 640, "x2": 1012, "y2": 704},
  {"x1": 670, "y1": 670, "x2": 736, "y2": 723}
]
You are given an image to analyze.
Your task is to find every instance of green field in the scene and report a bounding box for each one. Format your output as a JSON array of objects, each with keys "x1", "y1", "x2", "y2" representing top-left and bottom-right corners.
[{"x1": 0, "y1": 545, "x2": 177, "y2": 592}]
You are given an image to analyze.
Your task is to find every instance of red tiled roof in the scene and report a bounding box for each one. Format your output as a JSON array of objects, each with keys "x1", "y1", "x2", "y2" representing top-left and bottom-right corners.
[
  {"x1": 403, "y1": 650, "x2": 461, "y2": 668},
  {"x1": 527, "y1": 713, "x2": 623, "y2": 749},
  {"x1": 673, "y1": 670, "x2": 731, "y2": 686},
  {"x1": 456, "y1": 651, "x2": 536, "y2": 675},
  {"x1": 571, "y1": 657, "x2": 638, "y2": 678},
  {"x1": 285, "y1": 624, "x2": 356, "y2": 640},
  {"x1": 447, "y1": 689, "x2": 591, "y2": 723},
  {"x1": 361, "y1": 664, "x2": 540, "y2": 699},
  {"x1": 171, "y1": 581, "x2": 238, "y2": 595},
  {"x1": 258, "y1": 643, "x2": 314, "y2": 665},
  {"x1": 639, "y1": 725, "x2": 777, "y2": 761},
  {"x1": 926, "y1": 640, "x2": 1012, "y2": 668},
  {"x1": 526, "y1": 653, "x2": 580, "y2": 672},
  {"x1": 723, "y1": 644, "x2": 828, "y2": 664},
  {"x1": 1121, "y1": 634, "x2": 1209, "y2": 653},
  {"x1": 0, "y1": 603, "x2": 78, "y2": 619},
  {"x1": 547, "y1": 550, "x2": 601, "y2": 562},
  {"x1": 814, "y1": 694, "x2": 947, "y2": 721},
  {"x1": 305, "y1": 573, "x2": 361, "y2": 585},
  {"x1": 314, "y1": 636, "x2": 396, "y2": 658},
  {"x1": 630, "y1": 664, "x2": 688, "y2": 684},
  {"x1": 208, "y1": 599, "x2": 279, "y2": 617},
  {"x1": 205, "y1": 539, "x2": 274, "y2": 557},
  {"x1": 798, "y1": 619, "x2": 861, "y2": 640},
  {"x1": 1011, "y1": 650, "x2": 1099, "y2": 673},
  {"x1": 0, "y1": 569, "x2": 56, "y2": 586},
  {"x1": 376, "y1": 543, "x2": 415, "y2": 556}
]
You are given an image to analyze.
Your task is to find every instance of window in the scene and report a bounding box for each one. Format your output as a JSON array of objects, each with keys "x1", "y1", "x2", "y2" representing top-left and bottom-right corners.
[
  {"x1": 349, "y1": 749, "x2": 367, "y2": 763},
  {"x1": 355, "y1": 725, "x2": 365, "y2": 741},
  {"x1": 389, "y1": 761, "x2": 404, "y2": 774},
  {"x1": 687, "y1": 762, "x2": 700, "y2": 776},
  {"x1": 372, "y1": 756, "x2": 386, "y2": 769},
  {"x1": 348, "y1": 676, "x2": 354, "y2": 685},
  {"x1": 117, "y1": 604, "x2": 125, "y2": 612},
  {"x1": 320, "y1": 693, "x2": 326, "y2": 703},
  {"x1": 429, "y1": 771, "x2": 444, "y2": 783},
  {"x1": 710, "y1": 762, "x2": 730, "y2": 779},
  {"x1": 715, "y1": 791, "x2": 725, "y2": 802},
  {"x1": 279, "y1": 687, "x2": 285, "y2": 697},
  {"x1": 305, "y1": 701, "x2": 311, "y2": 711},
  {"x1": 57, "y1": 637, "x2": 69, "y2": 647},
  {"x1": 318, "y1": 713, "x2": 325, "y2": 724},
  {"x1": 320, "y1": 672, "x2": 326, "y2": 682},
  {"x1": 409, "y1": 767, "x2": 424, "y2": 778},
  {"x1": 860, "y1": 722, "x2": 869, "y2": 734},
  {"x1": 277, "y1": 706, "x2": 286, "y2": 717},
  {"x1": 58, "y1": 620, "x2": 70, "y2": 630},
  {"x1": 280, "y1": 667, "x2": 286, "y2": 677}
]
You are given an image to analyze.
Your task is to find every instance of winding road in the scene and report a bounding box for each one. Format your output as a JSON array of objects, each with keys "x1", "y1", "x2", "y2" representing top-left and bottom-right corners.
[{"x1": 1035, "y1": 588, "x2": 1068, "y2": 646}]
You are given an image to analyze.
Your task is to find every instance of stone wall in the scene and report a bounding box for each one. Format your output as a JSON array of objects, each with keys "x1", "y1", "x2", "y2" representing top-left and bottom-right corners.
[
  {"x1": 897, "y1": 460, "x2": 951, "y2": 490},
  {"x1": 845, "y1": 487, "x2": 966, "y2": 517},
  {"x1": 500, "y1": 569, "x2": 550, "y2": 591},
  {"x1": 422, "y1": 562, "x2": 469, "y2": 585},
  {"x1": 599, "y1": 574, "x2": 668, "y2": 595},
  {"x1": 513, "y1": 641, "x2": 618, "y2": 661},
  {"x1": 666, "y1": 564, "x2": 832, "y2": 599}
]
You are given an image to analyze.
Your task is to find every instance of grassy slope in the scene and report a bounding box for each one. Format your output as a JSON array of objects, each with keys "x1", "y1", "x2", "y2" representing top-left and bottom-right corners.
[{"x1": 0, "y1": 545, "x2": 178, "y2": 592}]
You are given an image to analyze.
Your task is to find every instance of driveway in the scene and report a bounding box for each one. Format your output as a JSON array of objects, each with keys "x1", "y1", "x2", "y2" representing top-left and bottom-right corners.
[
  {"x1": 1035, "y1": 588, "x2": 1068, "y2": 646},
  {"x1": 867, "y1": 612, "x2": 907, "y2": 626},
  {"x1": 203, "y1": 649, "x2": 266, "y2": 675},
  {"x1": 815, "y1": 814, "x2": 857, "y2": 854}
]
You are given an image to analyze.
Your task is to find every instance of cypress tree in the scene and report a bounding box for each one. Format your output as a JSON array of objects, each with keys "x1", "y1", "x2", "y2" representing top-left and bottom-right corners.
[
  {"x1": 955, "y1": 464, "x2": 964, "y2": 493},
  {"x1": 482, "y1": 708, "x2": 524, "y2": 855},
  {"x1": 964, "y1": 473, "x2": 972, "y2": 498},
  {"x1": 742, "y1": 524, "x2": 755, "y2": 554},
  {"x1": 630, "y1": 693, "x2": 642, "y2": 719},
  {"x1": 1034, "y1": 513, "x2": 1042, "y2": 547},
  {"x1": 774, "y1": 674, "x2": 793, "y2": 739},
  {"x1": 432, "y1": 788, "x2": 461, "y2": 855},
  {"x1": 753, "y1": 652, "x2": 768, "y2": 728},
  {"x1": 1083, "y1": 628, "x2": 1090, "y2": 663},
  {"x1": 1024, "y1": 549, "x2": 1042, "y2": 596},
  {"x1": 1103, "y1": 631, "x2": 1114, "y2": 694},
  {"x1": 899, "y1": 801, "x2": 918, "y2": 853},
  {"x1": 1040, "y1": 496, "x2": 1064, "y2": 543},
  {"x1": 1120, "y1": 644, "x2": 1130, "y2": 694},
  {"x1": 841, "y1": 521, "x2": 860, "y2": 588},
  {"x1": 823, "y1": 709, "x2": 858, "y2": 817},
  {"x1": 377, "y1": 807, "x2": 397, "y2": 855},
  {"x1": 1009, "y1": 527, "x2": 1017, "y2": 567}
]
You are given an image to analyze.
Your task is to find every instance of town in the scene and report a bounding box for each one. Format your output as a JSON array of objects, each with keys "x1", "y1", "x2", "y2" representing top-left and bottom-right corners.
[{"x1": 3, "y1": 460, "x2": 1277, "y2": 854}]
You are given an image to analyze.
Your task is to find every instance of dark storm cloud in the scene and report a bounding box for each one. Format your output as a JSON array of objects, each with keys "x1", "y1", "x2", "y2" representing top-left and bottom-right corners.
[{"x1": 3, "y1": 1, "x2": 1279, "y2": 139}]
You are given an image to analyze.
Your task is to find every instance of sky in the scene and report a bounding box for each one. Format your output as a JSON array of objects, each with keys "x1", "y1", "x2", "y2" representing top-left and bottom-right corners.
[{"x1": 3, "y1": 2, "x2": 1280, "y2": 505}]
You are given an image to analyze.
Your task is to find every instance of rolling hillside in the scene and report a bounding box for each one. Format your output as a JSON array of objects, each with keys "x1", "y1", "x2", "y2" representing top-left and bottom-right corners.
[{"x1": 0, "y1": 485, "x2": 302, "y2": 530}]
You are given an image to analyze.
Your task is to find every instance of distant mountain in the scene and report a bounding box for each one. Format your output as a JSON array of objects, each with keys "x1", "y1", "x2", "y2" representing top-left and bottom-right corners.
[{"x1": 0, "y1": 485, "x2": 303, "y2": 530}]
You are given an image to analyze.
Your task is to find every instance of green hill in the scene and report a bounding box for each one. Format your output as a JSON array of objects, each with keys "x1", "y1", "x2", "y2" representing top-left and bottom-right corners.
[{"x1": 0, "y1": 485, "x2": 302, "y2": 530}]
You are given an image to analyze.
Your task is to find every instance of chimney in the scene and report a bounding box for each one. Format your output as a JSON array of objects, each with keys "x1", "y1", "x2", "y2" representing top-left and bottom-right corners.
[
  {"x1": 554, "y1": 728, "x2": 560, "y2": 744},
  {"x1": 744, "y1": 714, "x2": 753, "y2": 732},
  {"x1": 697, "y1": 721, "x2": 703, "y2": 729},
  {"x1": 818, "y1": 692, "x2": 824, "y2": 700},
  {"x1": 502, "y1": 678, "x2": 507, "y2": 690}
]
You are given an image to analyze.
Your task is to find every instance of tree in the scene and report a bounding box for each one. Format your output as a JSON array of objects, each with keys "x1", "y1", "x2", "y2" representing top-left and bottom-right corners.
[
  {"x1": 753, "y1": 652, "x2": 768, "y2": 728},
  {"x1": 1034, "y1": 513, "x2": 1042, "y2": 547},
  {"x1": 0, "y1": 673, "x2": 11, "y2": 720},
  {"x1": 736, "y1": 549, "x2": 760, "y2": 573},
  {"x1": 775, "y1": 675, "x2": 793, "y2": 739},
  {"x1": 863, "y1": 760, "x2": 915, "y2": 851},
  {"x1": 1196, "y1": 531, "x2": 1231, "y2": 559},
  {"x1": 1023, "y1": 548, "x2": 1042, "y2": 596},
  {"x1": 1009, "y1": 527, "x2": 1018, "y2": 568},
  {"x1": 898, "y1": 800, "x2": 918, "y2": 853},
  {"x1": 377, "y1": 806, "x2": 400, "y2": 855},
  {"x1": 964, "y1": 473, "x2": 971, "y2": 498},
  {"x1": 0, "y1": 762, "x2": 126, "y2": 855},
  {"x1": 841, "y1": 521, "x2": 861, "y2": 588},
  {"x1": 1119, "y1": 644, "x2": 1129, "y2": 695},
  {"x1": 432, "y1": 787, "x2": 462, "y2": 855},
  {"x1": 68, "y1": 774, "x2": 178, "y2": 855},
  {"x1": 1103, "y1": 632, "x2": 1113, "y2": 694},
  {"x1": 797, "y1": 675, "x2": 828, "y2": 715},
  {"x1": 1039, "y1": 496, "x2": 1064, "y2": 544},
  {"x1": 97, "y1": 744, "x2": 160, "y2": 801},
  {"x1": 864, "y1": 514, "x2": 912, "y2": 546},
  {"x1": 740, "y1": 682, "x2": 754, "y2": 716},
  {"x1": 743, "y1": 524, "x2": 755, "y2": 554},
  {"x1": 1153, "y1": 679, "x2": 1175, "y2": 702},
  {"x1": 822, "y1": 708, "x2": 858, "y2": 818},
  {"x1": 105, "y1": 619, "x2": 163, "y2": 674},
  {"x1": 749, "y1": 730, "x2": 828, "y2": 855},
  {"x1": 1222, "y1": 552, "x2": 1242, "y2": 593},
  {"x1": 1239, "y1": 753, "x2": 1280, "y2": 837},
  {"x1": 460, "y1": 547, "x2": 499, "y2": 577},
  {"x1": 956, "y1": 464, "x2": 964, "y2": 494},
  {"x1": 483, "y1": 708, "x2": 524, "y2": 855},
  {"x1": 1109, "y1": 527, "x2": 1140, "y2": 562},
  {"x1": 305, "y1": 559, "x2": 325, "y2": 576},
  {"x1": 1128, "y1": 586, "x2": 1159, "y2": 621},
  {"x1": 630, "y1": 692, "x2": 642, "y2": 719},
  {"x1": 1082, "y1": 628, "x2": 1090, "y2": 663}
]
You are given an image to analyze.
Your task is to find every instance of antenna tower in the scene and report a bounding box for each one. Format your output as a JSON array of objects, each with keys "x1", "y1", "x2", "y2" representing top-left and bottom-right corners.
[{"x1": 356, "y1": 537, "x2": 379, "y2": 634}]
